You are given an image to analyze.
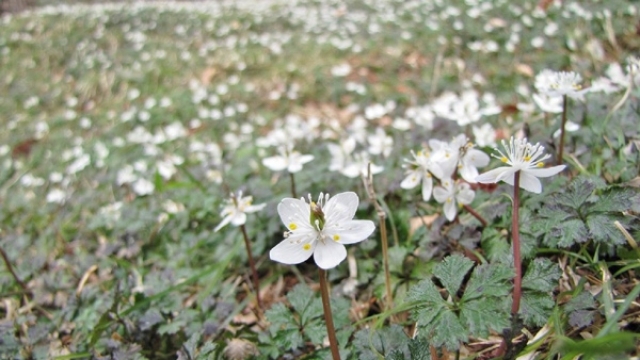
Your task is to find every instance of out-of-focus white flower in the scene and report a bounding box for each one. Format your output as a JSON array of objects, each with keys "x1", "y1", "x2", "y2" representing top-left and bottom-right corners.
[
  {"x1": 214, "y1": 191, "x2": 266, "y2": 232},
  {"x1": 340, "y1": 152, "x2": 383, "y2": 178},
  {"x1": 553, "y1": 121, "x2": 580, "y2": 138},
  {"x1": 535, "y1": 69, "x2": 587, "y2": 100},
  {"x1": 532, "y1": 92, "x2": 563, "y2": 113},
  {"x1": 367, "y1": 127, "x2": 393, "y2": 158},
  {"x1": 270, "y1": 192, "x2": 375, "y2": 269},
  {"x1": 476, "y1": 137, "x2": 565, "y2": 193},
  {"x1": 132, "y1": 178, "x2": 154, "y2": 196},
  {"x1": 400, "y1": 148, "x2": 444, "y2": 201},
  {"x1": 433, "y1": 179, "x2": 475, "y2": 221},
  {"x1": 46, "y1": 188, "x2": 67, "y2": 204},
  {"x1": 262, "y1": 145, "x2": 314, "y2": 173},
  {"x1": 331, "y1": 63, "x2": 351, "y2": 77},
  {"x1": 472, "y1": 123, "x2": 497, "y2": 148},
  {"x1": 327, "y1": 137, "x2": 356, "y2": 172}
]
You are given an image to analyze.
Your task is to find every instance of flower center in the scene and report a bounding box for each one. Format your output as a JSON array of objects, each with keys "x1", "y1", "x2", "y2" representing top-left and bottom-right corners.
[{"x1": 309, "y1": 201, "x2": 325, "y2": 230}]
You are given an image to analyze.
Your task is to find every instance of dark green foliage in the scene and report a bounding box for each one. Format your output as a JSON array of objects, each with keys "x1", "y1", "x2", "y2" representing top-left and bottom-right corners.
[{"x1": 408, "y1": 255, "x2": 512, "y2": 350}]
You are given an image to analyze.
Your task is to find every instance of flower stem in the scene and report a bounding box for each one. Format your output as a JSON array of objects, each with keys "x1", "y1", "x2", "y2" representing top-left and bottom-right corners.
[
  {"x1": 289, "y1": 172, "x2": 297, "y2": 198},
  {"x1": 0, "y1": 246, "x2": 28, "y2": 294},
  {"x1": 240, "y1": 224, "x2": 262, "y2": 310},
  {"x1": 319, "y1": 268, "x2": 341, "y2": 360},
  {"x1": 557, "y1": 94, "x2": 568, "y2": 165},
  {"x1": 462, "y1": 204, "x2": 487, "y2": 227},
  {"x1": 511, "y1": 171, "x2": 522, "y2": 316}
]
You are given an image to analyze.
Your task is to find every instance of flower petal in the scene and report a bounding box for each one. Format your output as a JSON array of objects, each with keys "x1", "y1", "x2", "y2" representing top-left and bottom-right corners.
[
  {"x1": 262, "y1": 156, "x2": 288, "y2": 171},
  {"x1": 443, "y1": 200, "x2": 457, "y2": 221},
  {"x1": 526, "y1": 165, "x2": 566, "y2": 178},
  {"x1": 245, "y1": 203, "x2": 267, "y2": 213},
  {"x1": 432, "y1": 186, "x2": 449, "y2": 203},
  {"x1": 327, "y1": 220, "x2": 375, "y2": 244},
  {"x1": 230, "y1": 212, "x2": 247, "y2": 227},
  {"x1": 421, "y1": 175, "x2": 433, "y2": 201},
  {"x1": 324, "y1": 192, "x2": 358, "y2": 224},
  {"x1": 475, "y1": 167, "x2": 511, "y2": 184},
  {"x1": 518, "y1": 171, "x2": 543, "y2": 193},
  {"x1": 270, "y1": 235, "x2": 315, "y2": 265},
  {"x1": 400, "y1": 170, "x2": 421, "y2": 189},
  {"x1": 313, "y1": 240, "x2": 347, "y2": 269},
  {"x1": 466, "y1": 149, "x2": 490, "y2": 167},
  {"x1": 278, "y1": 198, "x2": 312, "y2": 231},
  {"x1": 214, "y1": 215, "x2": 232, "y2": 232}
]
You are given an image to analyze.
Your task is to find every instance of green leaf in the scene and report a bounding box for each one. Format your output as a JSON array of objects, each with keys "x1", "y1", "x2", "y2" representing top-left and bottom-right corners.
[
  {"x1": 553, "y1": 332, "x2": 639, "y2": 359},
  {"x1": 460, "y1": 297, "x2": 510, "y2": 338},
  {"x1": 353, "y1": 325, "x2": 412, "y2": 359},
  {"x1": 265, "y1": 303, "x2": 299, "y2": 329},
  {"x1": 520, "y1": 291, "x2": 555, "y2": 327},
  {"x1": 462, "y1": 263, "x2": 512, "y2": 302},
  {"x1": 481, "y1": 228, "x2": 510, "y2": 263},
  {"x1": 553, "y1": 176, "x2": 599, "y2": 210},
  {"x1": 432, "y1": 254, "x2": 474, "y2": 297},
  {"x1": 427, "y1": 309, "x2": 468, "y2": 350},
  {"x1": 564, "y1": 291, "x2": 596, "y2": 328},
  {"x1": 287, "y1": 283, "x2": 323, "y2": 326},
  {"x1": 407, "y1": 279, "x2": 447, "y2": 321},
  {"x1": 585, "y1": 214, "x2": 625, "y2": 245},
  {"x1": 585, "y1": 187, "x2": 637, "y2": 213},
  {"x1": 522, "y1": 258, "x2": 561, "y2": 293}
]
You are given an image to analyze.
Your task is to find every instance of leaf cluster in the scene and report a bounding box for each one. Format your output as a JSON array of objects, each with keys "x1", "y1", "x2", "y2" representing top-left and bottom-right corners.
[{"x1": 529, "y1": 176, "x2": 639, "y2": 249}]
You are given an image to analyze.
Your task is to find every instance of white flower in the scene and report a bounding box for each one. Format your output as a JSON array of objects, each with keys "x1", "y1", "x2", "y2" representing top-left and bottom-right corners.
[
  {"x1": 340, "y1": 152, "x2": 383, "y2": 178},
  {"x1": 475, "y1": 137, "x2": 566, "y2": 193},
  {"x1": 367, "y1": 127, "x2": 393, "y2": 158},
  {"x1": 400, "y1": 148, "x2": 444, "y2": 201},
  {"x1": 534, "y1": 70, "x2": 587, "y2": 100},
  {"x1": 433, "y1": 179, "x2": 475, "y2": 221},
  {"x1": 262, "y1": 145, "x2": 314, "y2": 173},
  {"x1": 132, "y1": 178, "x2": 155, "y2": 196},
  {"x1": 270, "y1": 192, "x2": 375, "y2": 269},
  {"x1": 553, "y1": 121, "x2": 580, "y2": 138},
  {"x1": 472, "y1": 123, "x2": 497, "y2": 147},
  {"x1": 214, "y1": 191, "x2": 266, "y2": 232},
  {"x1": 430, "y1": 134, "x2": 489, "y2": 181},
  {"x1": 327, "y1": 137, "x2": 356, "y2": 172}
]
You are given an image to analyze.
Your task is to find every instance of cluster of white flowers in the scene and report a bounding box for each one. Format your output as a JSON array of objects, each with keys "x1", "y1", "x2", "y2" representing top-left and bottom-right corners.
[{"x1": 401, "y1": 134, "x2": 489, "y2": 221}]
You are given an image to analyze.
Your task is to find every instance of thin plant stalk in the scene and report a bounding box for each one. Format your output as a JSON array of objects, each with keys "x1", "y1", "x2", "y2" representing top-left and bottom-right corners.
[
  {"x1": 319, "y1": 268, "x2": 341, "y2": 360},
  {"x1": 462, "y1": 204, "x2": 488, "y2": 227},
  {"x1": 240, "y1": 224, "x2": 262, "y2": 310},
  {"x1": 0, "y1": 246, "x2": 28, "y2": 294},
  {"x1": 289, "y1": 172, "x2": 297, "y2": 199},
  {"x1": 557, "y1": 94, "x2": 568, "y2": 164},
  {"x1": 511, "y1": 171, "x2": 522, "y2": 316},
  {"x1": 362, "y1": 164, "x2": 393, "y2": 310}
]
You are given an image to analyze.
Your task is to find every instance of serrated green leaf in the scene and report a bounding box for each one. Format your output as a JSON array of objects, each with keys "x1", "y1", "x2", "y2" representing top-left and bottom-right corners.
[
  {"x1": 522, "y1": 258, "x2": 561, "y2": 293},
  {"x1": 481, "y1": 228, "x2": 510, "y2": 263},
  {"x1": 586, "y1": 214, "x2": 625, "y2": 245},
  {"x1": 353, "y1": 325, "x2": 411, "y2": 359},
  {"x1": 388, "y1": 246, "x2": 409, "y2": 274},
  {"x1": 407, "y1": 279, "x2": 447, "y2": 318},
  {"x1": 432, "y1": 254, "x2": 474, "y2": 297},
  {"x1": 460, "y1": 297, "x2": 510, "y2": 338},
  {"x1": 265, "y1": 303, "x2": 298, "y2": 329},
  {"x1": 585, "y1": 187, "x2": 637, "y2": 213},
  {"x1": 305, "y1": 321, "x2": 327, "y2": 345},
  {"x1": 462, "y1": 263, "x2": 512, "y2": 302},
  {"x1": 520, "y1": 291, "x2": 555, "y2": 327},
  {"x1": 287, "y1": 283, "x2": 323, "y2": 326},
  {"x1": 426, "y1": 309, "x2": 468, "y2": 350},
  {"x1": 554, "y1": 176, "x2": 598, "y2": 210}
]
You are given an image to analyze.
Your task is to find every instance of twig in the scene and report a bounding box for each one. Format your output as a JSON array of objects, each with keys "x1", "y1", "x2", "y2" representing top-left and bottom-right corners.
[
  {"x1": 462, "y1": 204, "x2": 487, "y2": 227},
  {"x1": 362, "y1": 163, "x2": 393, "y2": 311},
  {"x1": 289, "y1": 172, "x2": 297, "y2": 199},
  {"x1": 557, "y1": 94, "x2": 568, "y2": 165},
  {"x1": 0, "y1": 246, "x2": 29, "y2": 295}
]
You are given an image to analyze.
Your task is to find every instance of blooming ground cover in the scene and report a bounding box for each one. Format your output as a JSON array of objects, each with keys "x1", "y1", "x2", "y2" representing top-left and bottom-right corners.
[{"x1": 0, "y1": 0, "x2": 639, "y2": 358}]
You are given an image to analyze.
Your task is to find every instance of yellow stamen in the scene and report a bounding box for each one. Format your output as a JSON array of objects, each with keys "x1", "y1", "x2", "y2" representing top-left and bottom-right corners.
[
  {"x1": 500, "y1": 156, "x2": 508, "y2": 163},
  {"x1": 537, "y1": 162, "x2": 544, "y2": 167},
  {"x1": 333, "y1": 234, "x2": 340, "y2": 241},
  {"x1": 289, "y1": 223, "x2": 297, "y2": 230},
  {"x1": 303, "y1": 243, "x2": 311, "y2": 250},
  {"x1": 524, "y1": 155, "x2": 531, "y2": 161}
]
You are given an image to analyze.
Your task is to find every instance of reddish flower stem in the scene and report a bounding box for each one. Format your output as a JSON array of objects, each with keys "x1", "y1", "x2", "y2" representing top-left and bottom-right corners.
[
  {"x1": 319, "y1": 268, "x2": 341, "y2": 360},
  {"x1": 462, "y1": 204, "x2": 488, "y2": 227},
  {"x1": 511, "y1": 171, "x2": 522, "y2": 316},
  {"x1": 289, "y1": 172, "x2": 297, "y2": 199},
  {"x1": 240, "y1": 224, "x2": 262, "y2": 310}
]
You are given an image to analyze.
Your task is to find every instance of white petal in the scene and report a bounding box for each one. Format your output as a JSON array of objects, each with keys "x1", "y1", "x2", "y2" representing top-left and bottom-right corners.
[
  {"x1": 327, "y1": 220, "x2": 375, "y2": 244},
  {"x1": 476, "y1": 167, "x2": 506, "y2": 183},
  {"x1": 421, "y1": 175, "x2": 433, "y2": 201},
  {"x1": 298, "y1": 154, "x2": 314, "y2": 164},
  {"x1": 313, "y1": 240, "x2": 347, "y2": 269},
  {"x1": 214, "y1": 215, "x2": 232, "y2": 232},
  {"x1": 287, "y1": 162, "x2": 303, "y2": 173},
  {"x1": 270, "y1": 236, "x2": 315, "y2": 265},
  {"x1": 456, "y1": 185, "x2": 476, "y2": 205},
  {"x1": 245, "y1": 203, "x2": 267, "y2": 213},
  {"x1": 324, "y1": 192, "x2": 359, "y2": 224},
  {"x1": 518, "y1": 171, "x2": 543, "y2": 193},
  {"x1": 432, "y1": 186, "x2": 449, "y2": 203},
  {"x1": 278, "y1": 198, "x2": 312, "y2": 231},
  {"x1": 459, "y1": 164, "x2": 480, "y2": 183},
  {"x1": 262, "y1": 156, "x2": 288, "y2": 171},
  {"x1": 465, "y1": 149, "x2": 490, "y2": 167},
  {"x1": 526, "y1": 165, "x2": 565, "y2": 178},
  {"x1": 230, "y1": 212, "x2": 247, "y2": 226},
  {"x1": 400, "y1": 170, "x2": 421, "y2": 189},
  {"x1": 444, "y1": 200, "x2": 457, "y2": 221}
]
